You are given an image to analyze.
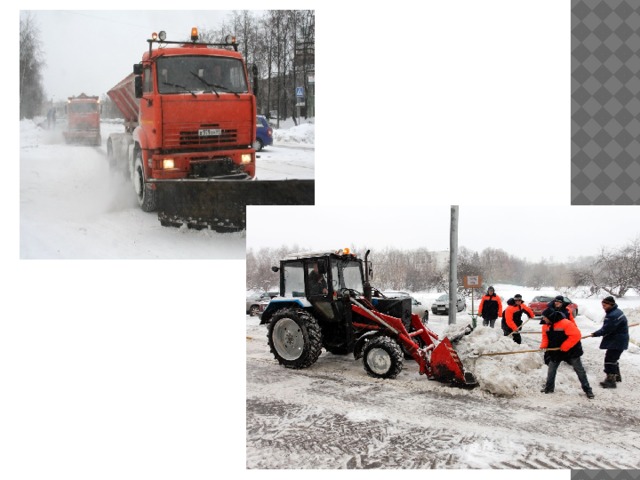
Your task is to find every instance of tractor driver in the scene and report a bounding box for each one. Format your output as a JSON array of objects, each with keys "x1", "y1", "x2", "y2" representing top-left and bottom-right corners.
[{"x1": 308, "y1": 261, "x2": 328, "y2": 296}]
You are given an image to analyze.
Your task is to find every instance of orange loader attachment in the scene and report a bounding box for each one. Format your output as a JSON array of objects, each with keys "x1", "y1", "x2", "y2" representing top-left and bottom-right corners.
[
  {"x1": 351, "y1": 298, "x2": 477, "y2": 388},
  {"x1": 430, "y1": 337, "x2": 469, "y2": 385}
]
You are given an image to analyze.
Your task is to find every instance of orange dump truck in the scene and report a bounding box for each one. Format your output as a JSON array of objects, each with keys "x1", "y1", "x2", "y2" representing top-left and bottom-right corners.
[
  {"x1": 107, "y1": 28, "x2": 313, "y2": 230},
  {"x1": 64, "y1": 93, "x2": 101, "y2": 146}
]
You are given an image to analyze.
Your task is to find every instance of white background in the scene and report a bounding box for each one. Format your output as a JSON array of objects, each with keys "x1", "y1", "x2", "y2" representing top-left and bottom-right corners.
[{"x1": 5, "y1": 2, "x2": 569, "y2": 480}]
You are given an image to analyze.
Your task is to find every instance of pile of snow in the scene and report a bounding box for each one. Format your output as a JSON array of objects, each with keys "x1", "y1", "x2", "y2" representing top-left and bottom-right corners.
[
  {"x1": 409, "y1": 284, "x2": 640, "y2": 398},
  {"x1": 272, "y1": 118, "x2": 314, "y2": 146},
  {"x1": 447, "y1": 325, "x2": 545, "y2": 397}
]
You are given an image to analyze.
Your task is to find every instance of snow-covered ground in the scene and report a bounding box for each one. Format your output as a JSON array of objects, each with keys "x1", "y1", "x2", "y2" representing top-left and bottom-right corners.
[
  {"x1": 19, "y1": 117, "x2": 314, "y2": 259},
  {"x1": 247, "y1": 285, "x2": 640, "y2": 469}
]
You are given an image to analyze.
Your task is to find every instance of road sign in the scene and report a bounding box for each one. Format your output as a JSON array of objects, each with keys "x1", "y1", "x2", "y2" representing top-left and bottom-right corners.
[
  {"x1": 296, "y1": 86, "x2": 304, "y2": 97},
  {"x1": 463, "y1": 275, "x2": 482, "y2": 289}
]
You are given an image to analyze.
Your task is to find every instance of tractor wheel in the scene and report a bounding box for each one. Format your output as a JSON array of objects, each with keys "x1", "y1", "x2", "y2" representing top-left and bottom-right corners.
[
  {"x1": 362, "y1": 336, "x2": 404, "y2": 379},
  {"x1": 133, "y1": 150, "x2": 157, "y2": 212},
  {"x1": 267, "y1": 309, "x2": 322, "y2": 369}
]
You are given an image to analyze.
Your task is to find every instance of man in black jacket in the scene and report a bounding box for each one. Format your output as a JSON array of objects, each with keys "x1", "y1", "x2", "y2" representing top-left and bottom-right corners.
[{"x1": 591, "y1": 296, "x2": 629, "y2": 388}]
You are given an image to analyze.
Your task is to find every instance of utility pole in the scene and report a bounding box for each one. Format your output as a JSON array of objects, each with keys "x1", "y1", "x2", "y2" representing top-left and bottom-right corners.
[{"x1": 449, "y1": 205, "x2": 459, "y2": 325}]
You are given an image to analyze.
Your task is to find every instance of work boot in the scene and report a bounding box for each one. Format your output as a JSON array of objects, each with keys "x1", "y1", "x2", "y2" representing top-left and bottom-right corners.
[
  {"x1": 541, "y1": 387, "x2": 554, "y2": 394},
  {"x1": 585, "y1": 388, "x2": 594, "y2": 399},
  {"x1": 600, "y1": 374, "x2": 617, "y2": 389},
  {"x1": 615, "y1": 373, "x2": 621, "y2": 383}
]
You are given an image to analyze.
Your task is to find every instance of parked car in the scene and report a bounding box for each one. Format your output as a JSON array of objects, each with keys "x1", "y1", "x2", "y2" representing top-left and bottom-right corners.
[
  {"x1": 431, "y1": 293, "x2": 466, "y2": 315},
  {"x1": 254, "y1": 115, "x2": 273, "y2": 152},
  {"x1": 528, "y1": 295, "x2": 579, "y2": 317},
  {"x1": 246, "y1": 291, "x2": 278, "y2": 316},
  {"x1": 382, "y1": 291, "x2": 429, "y2": 322}
]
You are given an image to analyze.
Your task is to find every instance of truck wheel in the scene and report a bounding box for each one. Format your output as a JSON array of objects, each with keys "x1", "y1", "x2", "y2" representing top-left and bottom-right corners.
[
  {"x1": 363, "y1": 336, "x2": 404, "y2": 379},
  {"x1": 133, "y1": 151, "x2": 157, "y2": 212},
  {"x1": 267, "y1": 308, "x2": 322, "y2": 369}
]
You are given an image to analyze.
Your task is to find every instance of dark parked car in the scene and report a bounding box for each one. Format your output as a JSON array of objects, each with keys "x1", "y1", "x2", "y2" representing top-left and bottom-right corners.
[
  {"x1": 246, "y1": 291, "x2": 278, "y2": 316},
  {"x1": 254, "y1": 115, "x2": 273, "y2": 151},
  {"x1": 528, "y1": 295, "x2": 578, "y2": 317}
]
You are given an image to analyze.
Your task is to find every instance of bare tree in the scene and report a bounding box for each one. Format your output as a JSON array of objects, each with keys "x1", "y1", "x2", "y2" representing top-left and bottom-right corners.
[
  {"x1": 200, "y1": 10, "x2": 315, "y2": 121},
  {"x1": 20, "y1": 13, "x2": 46, "y2": 119},
  {"x1": 585, "y1": 238, "x2": 640, "y2": 298}
]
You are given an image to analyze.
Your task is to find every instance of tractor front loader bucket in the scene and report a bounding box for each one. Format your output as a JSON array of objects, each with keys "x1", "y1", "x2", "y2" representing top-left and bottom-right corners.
[
  {"x1": 154, "y1": 179, "x2": 315, "y2": 231},
  {"x1": 430, "y1": 337, "x2": 478, "y2": 388}
]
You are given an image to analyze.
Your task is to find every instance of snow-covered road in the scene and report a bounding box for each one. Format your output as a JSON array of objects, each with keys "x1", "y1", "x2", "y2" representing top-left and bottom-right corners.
[
  {"x1": 19, "y1": 120, "x2": 314, "y2": 259},
  {"x1": 246, "y1": 304, "x2": 640, "y2": 469}
]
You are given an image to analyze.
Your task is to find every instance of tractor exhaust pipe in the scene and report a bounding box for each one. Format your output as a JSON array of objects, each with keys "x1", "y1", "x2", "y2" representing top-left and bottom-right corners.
[{"x1": 363, "y1": 249, "x2": 372, "y2": 301}]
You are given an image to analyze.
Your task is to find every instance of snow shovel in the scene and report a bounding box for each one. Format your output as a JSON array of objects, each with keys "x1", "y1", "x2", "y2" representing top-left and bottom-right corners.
[
  {"x1": 475, "y1": 331, "x2": 604, "y2": 358},
  {"x1": 507, "y1": 316, "x2": 532, "y2": 337},
  {"x1": 474, "y1": 347, "x2": 561, "y2": 358}
]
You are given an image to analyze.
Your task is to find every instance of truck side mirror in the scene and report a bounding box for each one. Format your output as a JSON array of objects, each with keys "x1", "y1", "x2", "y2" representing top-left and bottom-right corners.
[
  {"x1": 134, "y1": 76, "x2": 143, "y2": 99},
  {"x1": 133, "y1": 64, "x2": 143, "y2": 75},
  {"x1": 271, "y1": 266, "x2": 279, "y2": 273}
]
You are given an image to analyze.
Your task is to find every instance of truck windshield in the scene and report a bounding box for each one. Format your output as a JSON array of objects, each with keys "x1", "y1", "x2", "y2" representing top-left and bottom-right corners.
[
  {"x1": 283, "y1": 261, "x2": 305, "y2": 298},
  {"x1": 68, "y1": 103, "x2": 98, "y2": 113},
  {"x1": 156, "y1": 55, "x2": 248, "y2": 95},
  {"x1": 331, "y1": 258, "x2": 364, "y2": 293}
]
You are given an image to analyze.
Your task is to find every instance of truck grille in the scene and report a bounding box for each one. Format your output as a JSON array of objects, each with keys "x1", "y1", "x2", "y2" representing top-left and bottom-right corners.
[{"x1": 164, "y1": 124, "x2": 238, "y2": 148}]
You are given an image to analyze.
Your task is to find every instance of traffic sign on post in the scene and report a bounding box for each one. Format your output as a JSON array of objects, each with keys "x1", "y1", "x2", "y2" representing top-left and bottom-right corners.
[
  {"x1": 463, "y1": 275, "x2": 482, "y2": 288},
  {"x1": 464, "y1": 275, "x2": 483, "y2": 328},
  {"x1": 296, "y1": 86, "x2": 304, "y2": 97}
]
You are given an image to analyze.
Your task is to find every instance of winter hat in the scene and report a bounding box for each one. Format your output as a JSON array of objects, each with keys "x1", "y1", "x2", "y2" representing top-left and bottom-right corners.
[
  {"x1": 554, "y1": 295, "x2": 564, "y2": 303},
  {"x1": 541, "y1": 307, "x2": 554, "y2": 318},
  {"x1": 488, "y1": 286, "x2": 495, "y2": 293},
  {"x1": 602, "y1": 296, "x2": 616, "y2": 306},
  {"x1": 514, "y1": 294, "x2": 523, "y2": 300},
  {"x1": 548, "y1": 311, "x2": 566, "y2": 323},
  {"x1": 506, "y1": 298, "x2": 516, "y2": 306}
]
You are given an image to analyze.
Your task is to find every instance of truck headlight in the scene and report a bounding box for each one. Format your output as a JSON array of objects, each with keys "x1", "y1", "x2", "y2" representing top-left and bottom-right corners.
[
  {"x1": 241, "y1": 154, "x2": 253, "y2": 164},
  {"x1": 162, "y1": 159, "x2": 175, "y2": 169}
]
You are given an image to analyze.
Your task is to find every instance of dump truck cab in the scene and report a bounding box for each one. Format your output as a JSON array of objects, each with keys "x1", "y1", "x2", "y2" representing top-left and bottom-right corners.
[
  {"x1": 133, "y1": 35, "x2": 256, "y2": 183},
  {"x1": 63, "y1": 93, "x2": 101, "y2": 146},
  {"x1": 107, "y1": 28, "x2": 257, "y2": 215}
]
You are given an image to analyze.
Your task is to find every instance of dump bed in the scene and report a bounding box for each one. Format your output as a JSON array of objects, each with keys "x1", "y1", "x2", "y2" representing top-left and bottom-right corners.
[{"x1": 107, "y1": 73, "x2": 139, "y2": 124}]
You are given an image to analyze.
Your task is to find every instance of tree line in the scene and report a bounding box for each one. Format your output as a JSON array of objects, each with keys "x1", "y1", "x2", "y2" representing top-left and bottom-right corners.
[
  {"x1": 246, "y1": 237, "x2": 640, "y2": 298},
  {"x1": 20, "y1": 10, "x2": 314, "y2": 123}
]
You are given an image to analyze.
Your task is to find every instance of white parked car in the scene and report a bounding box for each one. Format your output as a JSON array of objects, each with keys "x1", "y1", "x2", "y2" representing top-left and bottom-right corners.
[{"x1": 431, "y1": 293, "x2": 466, "y2": 315}]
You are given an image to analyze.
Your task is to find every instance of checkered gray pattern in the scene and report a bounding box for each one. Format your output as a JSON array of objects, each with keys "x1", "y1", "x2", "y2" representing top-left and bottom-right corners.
[
  {"x1": 572, "y1": 470, "x2": 640, "y2": 480},
  {"x1": 571, "y1": 0, "x2": 640, "y2": 204}
]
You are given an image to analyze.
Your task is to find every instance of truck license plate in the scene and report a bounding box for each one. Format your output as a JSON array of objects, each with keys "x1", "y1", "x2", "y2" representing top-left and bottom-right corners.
[{"x1": 198, "y1": 128, "x2": 221, "y2": 136}]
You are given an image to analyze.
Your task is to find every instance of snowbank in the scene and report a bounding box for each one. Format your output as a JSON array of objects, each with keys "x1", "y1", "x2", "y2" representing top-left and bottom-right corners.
[{"x1": 272, "y1": 118, "x2": 315, "y2": 146}]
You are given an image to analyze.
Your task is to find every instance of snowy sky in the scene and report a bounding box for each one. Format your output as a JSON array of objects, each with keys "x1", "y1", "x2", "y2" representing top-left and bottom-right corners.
[
  {"x1": 20, "y1": 9, "x2": 237, "y2": 102},
  {"x1": 247, "y1": 205, "x2": 640, "y2": 263}
]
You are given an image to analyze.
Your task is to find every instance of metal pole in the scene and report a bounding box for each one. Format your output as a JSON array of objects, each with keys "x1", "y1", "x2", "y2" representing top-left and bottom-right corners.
[{"x1": 449, "y1": 205, "x2": 459, "y2": 325}]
